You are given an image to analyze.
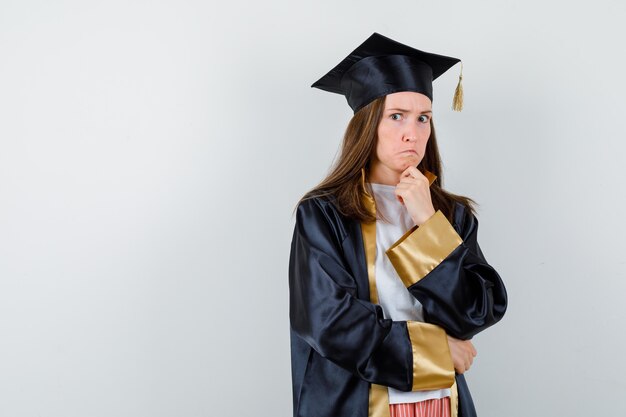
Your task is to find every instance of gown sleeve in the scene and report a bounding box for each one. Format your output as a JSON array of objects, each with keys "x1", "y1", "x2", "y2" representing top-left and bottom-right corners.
[
  {"x1": 289, "y1": 198, "x2": 455, "y2": 392},
  {"x1": 385, "y1": 204, "x2": 507, "y2": 340}
]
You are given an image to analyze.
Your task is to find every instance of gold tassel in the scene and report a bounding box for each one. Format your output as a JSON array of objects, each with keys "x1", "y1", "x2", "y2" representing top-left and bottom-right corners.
[{"x1": 452, "y1": 61, "x2": 464, "y2": 112}]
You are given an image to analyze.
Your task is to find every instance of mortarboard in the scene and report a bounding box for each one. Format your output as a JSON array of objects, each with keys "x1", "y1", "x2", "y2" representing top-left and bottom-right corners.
[{"x1": 311, "y1": 32, "x2": 464, "y2": 114}]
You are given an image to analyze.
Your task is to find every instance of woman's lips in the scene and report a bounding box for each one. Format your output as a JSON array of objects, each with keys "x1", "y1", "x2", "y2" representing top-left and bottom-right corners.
[{"x1": 401, "y1": 150, "x2": 418, "y2": 155}]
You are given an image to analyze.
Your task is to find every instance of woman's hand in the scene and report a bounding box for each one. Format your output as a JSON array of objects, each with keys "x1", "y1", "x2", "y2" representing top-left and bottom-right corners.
[
  {"x1": 446, "y1": 336, "x2": 477, "y2": 374},
  {"x1": 395, "y1": 166, "x2": 436, "y2": 226}
]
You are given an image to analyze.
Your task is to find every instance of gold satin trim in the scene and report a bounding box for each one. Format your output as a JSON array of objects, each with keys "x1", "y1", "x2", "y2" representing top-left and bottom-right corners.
[
  {"x1": 450, "y1": 379, "x2": 458, "y2": 417},
  {"x1": 406, "y1": 321, "x2": 456, "y2": 390},
  {"x1": 360, "y1": 168, "x2": 378, "y2": 305},
  {"x1": 369, "y1": 383, "x2": 391, "y2": 417},
  {"x1": 362, "y1": 221, "x2": 378, "y2": 304},
  {"x1": 361, "y1": 169, "x2": 390, "y2": 417},
  {"x1": 386, "y1": 210, "x2": 462, "y2": 287},
  {"x1": 424, "y1": 170, "x2": 437, "y2": 186},
  {"x1": 361, "y1": 168, "x2": 378, "y2": 304},
  {"x1": 361, "y1": 167, "x2": 373, "y2": 200}
]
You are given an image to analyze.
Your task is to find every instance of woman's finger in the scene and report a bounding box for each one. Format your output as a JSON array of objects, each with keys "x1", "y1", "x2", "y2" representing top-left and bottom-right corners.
[{"x1": 401, "y1": 166, "x2": 422, "y2": 179}]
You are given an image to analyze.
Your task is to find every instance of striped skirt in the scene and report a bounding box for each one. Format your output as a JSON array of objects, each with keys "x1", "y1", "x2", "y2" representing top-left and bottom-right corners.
[{"x1": 389, "y1": 397, "x2": 451, "y2": 417}]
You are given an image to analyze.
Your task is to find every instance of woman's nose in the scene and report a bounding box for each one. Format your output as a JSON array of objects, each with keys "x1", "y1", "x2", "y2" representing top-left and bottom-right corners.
[
  {"x1": 403, "y1": 123, "x2": 420, "y2": 142},
  {"x1": 403, "y1": 130, "x2": 419, "y2": 142}
]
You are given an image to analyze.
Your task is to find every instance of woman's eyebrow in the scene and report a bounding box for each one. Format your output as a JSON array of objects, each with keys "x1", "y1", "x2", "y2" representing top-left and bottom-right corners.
[{"x1": 386, "y1": 108, "x2": 433, "y2": 114}]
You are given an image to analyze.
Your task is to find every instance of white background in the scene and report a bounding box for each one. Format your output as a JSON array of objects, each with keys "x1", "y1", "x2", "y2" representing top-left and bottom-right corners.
[{"x1": 1, "y1": 1, "x2": 625, "y2": 416}]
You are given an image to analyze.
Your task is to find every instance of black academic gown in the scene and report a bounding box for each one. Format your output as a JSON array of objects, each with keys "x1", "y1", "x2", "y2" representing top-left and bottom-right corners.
[{"x1": 288, "y1": 186, "x2": 507, "y2": 417}]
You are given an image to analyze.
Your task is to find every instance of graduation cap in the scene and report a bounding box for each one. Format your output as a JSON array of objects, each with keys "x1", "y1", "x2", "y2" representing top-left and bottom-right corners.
[{"x1": 311, "y1": 32, "x2": 464, "y2": 114}]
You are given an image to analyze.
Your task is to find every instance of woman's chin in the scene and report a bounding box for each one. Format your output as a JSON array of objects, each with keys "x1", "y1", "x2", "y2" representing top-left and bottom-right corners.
[{"x1": 398, "y1": 158, "x2": 421, "y2": 170}]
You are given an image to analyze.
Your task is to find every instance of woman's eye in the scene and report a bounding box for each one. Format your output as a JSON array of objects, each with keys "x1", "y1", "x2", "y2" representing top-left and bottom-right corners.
[
  {"x1": 418, "y1": 115, "x2": 430, "y2": 123},
  {"x1": 390, "y1": 113, "x2": 402, "y2": 120}
]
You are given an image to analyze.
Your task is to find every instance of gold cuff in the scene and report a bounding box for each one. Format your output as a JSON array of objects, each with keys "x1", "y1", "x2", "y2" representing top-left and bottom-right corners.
[
  {"x1": 386, "y1": 210, "x2": 462, "y2": 287},
  {"x1": 406, "y1": 321, "x2": 455, "y2": 390}
]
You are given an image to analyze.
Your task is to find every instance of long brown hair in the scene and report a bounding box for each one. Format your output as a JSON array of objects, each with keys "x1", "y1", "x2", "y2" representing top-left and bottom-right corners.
[{"x1": 295, "y1": 95, "x2": 476, "y2": 223}]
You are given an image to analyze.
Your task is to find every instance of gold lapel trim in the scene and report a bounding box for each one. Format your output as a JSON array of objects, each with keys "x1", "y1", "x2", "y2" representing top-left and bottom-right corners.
[
  {"x1": 360, "y1": 168, "x2": 378, "y2": 305},
  {"x1": 424, "y1": 170, "x2": 437, "y2": 186},
  {"x1": 360, "y1": 168, "x2": 389, "y2": 417},
  {"x1": 359, "y1": 167, "x2": 457, "y2": 417},
  {"x1": 450, "y1": 379, "x2": 459, "y2": 417}
]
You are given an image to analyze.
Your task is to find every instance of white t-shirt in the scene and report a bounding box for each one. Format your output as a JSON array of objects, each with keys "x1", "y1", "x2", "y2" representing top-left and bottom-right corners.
[{"x1": 369, "y1": 182, "x2": 451, "y2": 404}]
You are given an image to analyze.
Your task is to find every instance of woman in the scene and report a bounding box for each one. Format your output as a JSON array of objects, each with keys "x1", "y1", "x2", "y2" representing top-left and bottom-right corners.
[{"x1": 288, "y1": 33, "x2": 507, "y2": 417}]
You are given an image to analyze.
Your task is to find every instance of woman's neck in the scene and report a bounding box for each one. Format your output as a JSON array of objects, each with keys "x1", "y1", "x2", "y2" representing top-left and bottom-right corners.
[{"x1": 368, "y1": 165, "x2": 401, "y2": 186}]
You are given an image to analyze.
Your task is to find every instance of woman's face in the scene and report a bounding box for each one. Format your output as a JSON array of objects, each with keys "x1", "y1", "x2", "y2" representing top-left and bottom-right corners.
[{"x1": 372, "y1": 91, "x2": 432, "y2": 176}]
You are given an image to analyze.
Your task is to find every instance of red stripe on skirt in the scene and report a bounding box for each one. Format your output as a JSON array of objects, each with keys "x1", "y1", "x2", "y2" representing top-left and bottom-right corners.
[{"x1": 389, "y1": 397, "x2": 450, "y2": 417}]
